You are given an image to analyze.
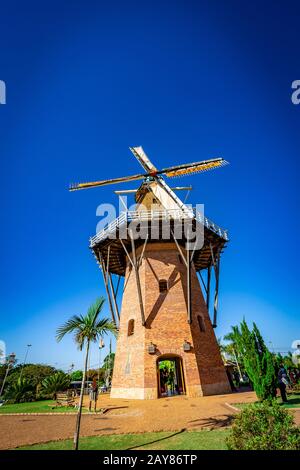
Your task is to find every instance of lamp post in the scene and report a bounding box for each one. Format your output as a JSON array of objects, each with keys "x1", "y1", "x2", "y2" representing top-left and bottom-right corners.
[
  {"x1": 0, "y1": 353, "x2": 16, "y2": 398},
  {"x1": 233, "y1": 347, "x2": 243, "y2": 382},
  {"x1": 98, "y1": 338, "x2": 105, "y2": 384},
  {"x1": 20, "y1": 344, "x2": 32, "y2": 379}
]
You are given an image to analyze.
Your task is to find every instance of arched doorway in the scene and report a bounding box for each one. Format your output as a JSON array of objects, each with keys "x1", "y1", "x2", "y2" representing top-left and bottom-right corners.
[{"x1": 157, "y1": 355, "x2": 186, "y2": 397}]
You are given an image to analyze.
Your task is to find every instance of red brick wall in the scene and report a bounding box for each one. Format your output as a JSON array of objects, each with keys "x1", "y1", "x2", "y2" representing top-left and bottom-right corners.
[{"x1": 111, "y1": 243, "x2": 230, "y2": 399}]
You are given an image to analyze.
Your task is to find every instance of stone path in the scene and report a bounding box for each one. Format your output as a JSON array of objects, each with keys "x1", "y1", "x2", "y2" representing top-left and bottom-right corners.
[{"x1": 0, "y1": 391, "x2": 298, "y2": 449}]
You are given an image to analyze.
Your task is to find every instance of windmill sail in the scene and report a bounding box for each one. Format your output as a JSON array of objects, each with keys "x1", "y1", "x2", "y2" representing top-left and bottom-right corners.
[
  {"x1": 69, "y1": 148, "x2": 228, "y2": 193},
  {"x1": 148, "y1": 179, "x2": 194, "y2": 218},
  {"x1": 69, "y1": 173, "x2": 145, "y2": 191},
  {"x1": 129, "y1": 146, "x2": 158, "y2": 173}
]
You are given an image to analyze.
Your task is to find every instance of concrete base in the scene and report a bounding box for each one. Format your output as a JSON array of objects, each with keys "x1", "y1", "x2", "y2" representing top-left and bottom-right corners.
[
  {"x1": 111, "y1": 381, "x2": 231, "y2": 400},
  {"x1": 201, "y1": 381, "x2": 232, "y2": 396},
  {"x1": 110, "y1": 387, "x2": 158, "y2": 400},
  {"x1": 186, "y1": 384, "x2": 204, "y2": 397}
]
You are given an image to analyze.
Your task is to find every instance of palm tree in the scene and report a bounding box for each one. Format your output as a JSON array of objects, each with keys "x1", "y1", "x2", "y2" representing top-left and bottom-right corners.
[
  {"x1": 6, "y1": 377, "x2": 33, "y2": 403},
  {"x1": 223, "y1": 328, "x2": 244, "y2": 381},
  {"x1": 42, "y1": 372, "x2": 71, "y2": 399},
  {"x1": 56, "y1": 297, "x2": 117, "y2": 450}
]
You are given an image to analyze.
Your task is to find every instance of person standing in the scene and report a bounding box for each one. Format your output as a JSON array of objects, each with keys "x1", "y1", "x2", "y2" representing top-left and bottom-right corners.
[
  {"x1": 277, "y1": 364, "x2": 289, "y2": 403},
  {"x1": 88, "y1": 378, "x2": 99, "y2": 412}
]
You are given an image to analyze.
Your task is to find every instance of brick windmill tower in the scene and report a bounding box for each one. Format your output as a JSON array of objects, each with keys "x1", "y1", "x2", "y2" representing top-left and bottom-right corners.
[{"x1": 70, "y1": 146, "x2": 231, "y2": 399}]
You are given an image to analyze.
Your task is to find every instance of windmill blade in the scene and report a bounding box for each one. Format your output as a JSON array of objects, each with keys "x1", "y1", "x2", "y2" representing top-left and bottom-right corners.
[
  {"x1": 161, "y1": 158, "x2": 228, "y2": 178},
  {"x1": 69, "y1": 172, "x2": 145, "y2": 191},
  {"x1": 129, "y1": 146, "x2": 158, "y2": 173}
]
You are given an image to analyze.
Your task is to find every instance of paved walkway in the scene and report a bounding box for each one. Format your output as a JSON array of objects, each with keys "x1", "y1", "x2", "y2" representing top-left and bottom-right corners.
[{"x1": 0, "y1": 391, "x2": 298, "y2": 449}]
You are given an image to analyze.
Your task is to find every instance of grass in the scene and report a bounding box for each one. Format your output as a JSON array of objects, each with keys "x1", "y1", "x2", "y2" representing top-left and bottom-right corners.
[
  {"x1": 279, "y1": 393, "x2": 300, "y2": 408},
  {"x1": 233, "y1": 393, "x2": 300, "y2": 410},
  {"x1": 17, "y1": 429, "x2": 229, "y2": 450},
  {"x1": 0, "y1": 400, "x2": 82, "y2": 414}
]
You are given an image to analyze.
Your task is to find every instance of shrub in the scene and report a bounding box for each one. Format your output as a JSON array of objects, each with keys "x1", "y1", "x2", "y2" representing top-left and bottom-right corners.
[
  {"x1": 41, "y1": 372, "x2": 71, "y2": 399},
  {"x1": 5, "y1": 364, "x2": 57, "y2": 389},
  {"x1": 228, "y1": 321, "x2": 277, "y2": 401},
  {"x1": 5, "y1": 377, "x2": 35, "y2": 403},
  {"x1": 226, "y1": 400, "x2": 300, "y2": 450},
  {"x1": 70, "y1": 370, "x2": 83, "y2": 381}
]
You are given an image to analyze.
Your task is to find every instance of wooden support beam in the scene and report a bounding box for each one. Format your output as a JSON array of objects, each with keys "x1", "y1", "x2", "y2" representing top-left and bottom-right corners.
[
  {"x1": 171, "y1": 229, "x2": 187, "y2": 267},
  {"x1": 108, "y1": 272, "x2": 120, "y2": 321},
  {"x1": 187, "y1": 249, "x2": 192, "y2": 324},
  {"x1": 199, "y1": 271, "x2": 208, "y2": 294},
  {"x1": 171, "y1": 228, "x2": 191, "y2": 323},
  {"x1": 98, "y1": 253, "x2": 117, "y2": 326},
  {"x1": 120, "y1": 238, "x2": 134, "y2": 268},
  {"x1": 115, "y1": 275, "x2": 121, "y2": 297},
  {"x1": 209, "y1": 242, "x2": 216, "y2": 269},
  {"x1": 206, "y1": 265, "x2": 211, "y2": 312},
  {"x1": 106, "y1": 245, "x2": 111, "y2": 275},
  {"x1": 138, "y1": 233, "x2": 149, "y2": 268},
  {"x1": 129, "y1": 230, "x2": 146, "y2": 326},
  {"x1": 209, "y1": 242, "x2": 220, "y2": 328},
  {"x1": 212, "y1": 258, "x2": 220, "y2": 328},
  {"x1": 186, "y1": 226, "x2": 192, "y2": 324}
]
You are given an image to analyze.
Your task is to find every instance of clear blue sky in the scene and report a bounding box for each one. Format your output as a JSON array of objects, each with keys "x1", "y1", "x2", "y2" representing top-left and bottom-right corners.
[{"x1": 0, "y1": 1, "x2": 299, "y2": 371}]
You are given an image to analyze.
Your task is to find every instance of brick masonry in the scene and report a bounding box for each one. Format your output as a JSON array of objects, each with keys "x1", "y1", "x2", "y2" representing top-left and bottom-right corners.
[{"x1": 111, "y1": 242, "x2": 231, "y2": 399}]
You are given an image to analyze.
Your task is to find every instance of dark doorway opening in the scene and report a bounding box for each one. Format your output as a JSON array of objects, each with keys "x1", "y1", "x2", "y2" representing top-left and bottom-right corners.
[{"x1": 157, "y1": 356, "x2": 186, "y2": 397}]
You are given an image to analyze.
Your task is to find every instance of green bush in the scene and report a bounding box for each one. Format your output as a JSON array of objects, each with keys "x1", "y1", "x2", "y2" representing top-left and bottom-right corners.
[
  {"x1": 70, "y1": 370, "x2": 83, "y2": 381},
  {"x1": 5, "y1": 364, "x2": 57, "y2": 389},
  {"x1": 41, "y1": 372, "x2": 70, "y2": 399},
  {"x1": 5, "y1": 377, "x2": 35, "y2": 403},
  {"x1": 226, "y1": 400, "x2": 300, "y2": 450}
]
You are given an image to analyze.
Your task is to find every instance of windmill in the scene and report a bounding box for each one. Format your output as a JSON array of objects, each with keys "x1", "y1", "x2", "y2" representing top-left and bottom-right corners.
[{"x1": 70, "y1": 146, "x2": 231, "y2": 399}]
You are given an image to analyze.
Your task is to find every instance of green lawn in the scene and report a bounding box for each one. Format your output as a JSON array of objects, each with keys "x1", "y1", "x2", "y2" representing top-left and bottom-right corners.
[
  {"x1": 234, "y1": 394, "x2": 300, "y2": 410},
  {"x1": 17, "y1": 430, "x2": 229, "y2": 450},
  {"x1": 280, "y1": 394, "x2": 300, "y2": 408},
  {"x1": 0, "y1": 400, "x2": 81, "y2": 414}
]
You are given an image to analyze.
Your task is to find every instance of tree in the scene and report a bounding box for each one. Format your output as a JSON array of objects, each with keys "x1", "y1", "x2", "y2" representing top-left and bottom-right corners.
[
  {"x1": 0, "y1": 353, "x2": 17, "y2": 398},
  {"x1": 6, "y1": 364, "x2": 57, "y2": 390},
  {"x1": 103, "y1": 352, "x2": 115, "y2": 368},
  {"x1": 42, "y1": 372, "x2": 71, "y2": 399},
  {"x1": 220, "y1": 335, "x2": 244, "y2": 382},
  {"x1": 5, "y1": 377, "x2": 34, "y2": 403},
  {"x1": 103, "y1": 352, "x2": 115, "y2": 387},
  {"x1": 275, "y1": 352, "x2": 298, "y2": 371},
  {"x1": 56, "y1": 297, "x2": 117, "y2": 450},
  {"x1": 70, "y1": 370, "x2": 83, "y2": 381},
  {"x1": 229, "y1": 320, "x2": 277, "y2": 401},
  {"x1": 227, "y1": 400, "x2": 300, "y2": 450}
]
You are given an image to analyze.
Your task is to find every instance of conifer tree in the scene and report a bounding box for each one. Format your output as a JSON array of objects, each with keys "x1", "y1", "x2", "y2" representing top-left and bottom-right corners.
[{"x1": 228, "y1": 320, "x2": 277, "y2": 401}]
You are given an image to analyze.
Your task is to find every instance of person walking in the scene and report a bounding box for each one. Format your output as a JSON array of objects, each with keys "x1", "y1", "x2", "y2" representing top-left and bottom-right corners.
[
  {"x1": 88, "y1": 379, "x2": 99, "y2": 412},
  {"x1": 278, "y1": 364, "x2": 289, "y2": 403}
]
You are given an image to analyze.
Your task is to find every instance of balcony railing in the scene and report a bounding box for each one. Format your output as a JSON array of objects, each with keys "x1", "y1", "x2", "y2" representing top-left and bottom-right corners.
[{"x1": 89, "y1": 208, "x2": 228, "y2": 247}]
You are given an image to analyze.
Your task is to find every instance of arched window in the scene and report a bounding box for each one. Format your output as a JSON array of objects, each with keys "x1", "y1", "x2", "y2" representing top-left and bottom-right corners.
[
  {"x1": 127, "y1": 319, "x2": 135, "y2": 336},
  {"x1": 197, "y1": 315, "x2": 206, "y2": 333},
  {"x1": 159, "y1": 279, "x2": 168, "y2": 293}
]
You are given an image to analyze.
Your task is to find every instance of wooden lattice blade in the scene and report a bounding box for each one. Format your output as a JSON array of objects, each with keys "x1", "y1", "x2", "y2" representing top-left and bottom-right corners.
[
  {"x1": 69, "y1": 173, "x2": 145, "y2": 191},
  {"x1": 129, "y1": 146, "x2": 158, "y2": 173},
  {"x1": 162, "y1": 158, "x2": 228, "y2": 178}
]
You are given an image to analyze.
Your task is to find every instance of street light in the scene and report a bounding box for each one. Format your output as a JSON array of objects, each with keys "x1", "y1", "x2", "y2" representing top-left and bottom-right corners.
[
  {"x1": 0, "y1": 352, "x2": 16, "y2": 398},
  {"x1": 98, "y1": 338, "x2": 105, "y2": 383},
  {"x1": 20, "y1": 344, "x2": 32, "y2": 379}
]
